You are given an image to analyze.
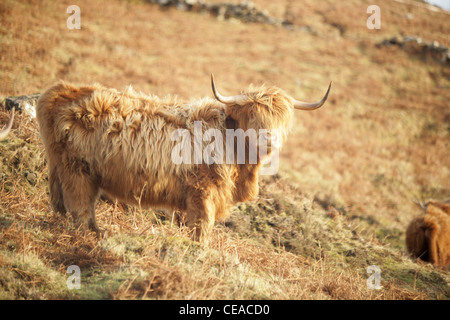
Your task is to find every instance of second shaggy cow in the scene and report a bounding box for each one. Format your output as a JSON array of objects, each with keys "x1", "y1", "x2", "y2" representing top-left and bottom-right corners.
[{"x1": 406, "y1": 201, "x2": 450, "y2": 268}]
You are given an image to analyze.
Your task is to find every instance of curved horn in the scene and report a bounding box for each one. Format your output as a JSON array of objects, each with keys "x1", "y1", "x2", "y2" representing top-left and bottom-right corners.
[
  {"x1": 211, "y1": 74, "x2": 248, "y2": 105},
  {"x1": 294, "y1": 81, "x2": 332, "y2": 110},
  {"x1": 0, "y1": 107, "x2": 15, "y2": 140}
]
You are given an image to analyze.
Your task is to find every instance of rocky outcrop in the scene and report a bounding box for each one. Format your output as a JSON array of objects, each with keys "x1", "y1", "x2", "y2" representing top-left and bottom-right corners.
[
  {"x1": 5, "y1": 94, "x2": 40, "y2": 113},
  {"x1": 378, "y1": 36, "x2": 450, "y2": 66},
  {"x1": 146, "y1": 0, "x2": 306, "y2": 30}
]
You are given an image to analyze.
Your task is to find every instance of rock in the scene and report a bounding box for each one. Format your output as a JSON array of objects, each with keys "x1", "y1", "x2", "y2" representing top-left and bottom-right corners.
[
  {"x1": 146, "y1": 0, "x2": 312, "y2": 32},
  {"x1": 177, "y1": 2, "x2": 188, "y2": 11},
  {"x1": 24, "y1": 171, "x2": 37, "y2": 185},
  {"x1": 156, "y1": 0, "x2": 171, "y2": 5},
  {"x1": 5, "y1": 94, "x2": 40, "y2": 113},
  {"x1": 378, "y1": 35, "x2": 450, "y2": 66}
]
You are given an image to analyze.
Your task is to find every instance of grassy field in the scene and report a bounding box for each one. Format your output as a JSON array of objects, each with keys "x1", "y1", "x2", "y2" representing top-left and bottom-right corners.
[{"x1": 0, "y1": 0, "x2": 449, "y2": 300}]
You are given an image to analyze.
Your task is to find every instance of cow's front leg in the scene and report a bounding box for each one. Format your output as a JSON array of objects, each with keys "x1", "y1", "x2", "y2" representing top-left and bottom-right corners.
[
  {"x1": 59, "y1": 157, "x2": 100, "y2": 233},
  {"x1": 185, "y1": 191, "x2": 215, "y2": 243}
]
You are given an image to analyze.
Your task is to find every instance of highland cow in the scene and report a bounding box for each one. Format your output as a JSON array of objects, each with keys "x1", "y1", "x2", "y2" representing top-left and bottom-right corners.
[
  {"x1": 0, "y1": 107, "x2": 15, "y2": 140},
  {"x1": 406, "y1": 200, "x2": 450, "y2": 268},
  {"x1": 36, "y1": 75, "x2": 331, "y2": 242}
]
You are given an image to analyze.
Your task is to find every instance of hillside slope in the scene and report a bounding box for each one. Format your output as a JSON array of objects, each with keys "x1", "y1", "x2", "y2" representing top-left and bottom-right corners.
[{"x1": 0, "y1": 0, "x2": 449, "y2": 299}]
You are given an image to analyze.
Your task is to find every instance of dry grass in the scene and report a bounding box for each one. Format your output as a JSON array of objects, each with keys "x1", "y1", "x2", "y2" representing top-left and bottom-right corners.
[
  {"x1": 0, "y1": 0, "x2": 449, "y2": 300},
  {"x1": 0, "y1": 177, "x2": 433, "y2": 299}
]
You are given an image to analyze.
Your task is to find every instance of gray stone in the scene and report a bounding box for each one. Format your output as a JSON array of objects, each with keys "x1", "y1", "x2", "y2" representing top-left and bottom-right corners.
[
  {"x1": 5, "y1": 94, "x2": 40, "y2": 113},
  {"x1": 24, "y1": 171, "x2": 37, "y2": 186},
  {"x1": 378, "y1": 35, "x2": 450, "y2": 66},
  {"x1": 146, "y1": 0, "x2": 313, "y2": 32}
]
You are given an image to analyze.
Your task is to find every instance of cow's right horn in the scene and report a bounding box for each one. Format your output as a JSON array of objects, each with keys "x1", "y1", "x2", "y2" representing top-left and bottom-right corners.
[
  {"x1": 0, "y1": 107, "x2": 15, "y2": 140},
  {"x1": 211, "y1": 74, "x2": 248, "y2": 105},
  {"x1": 294, "y1": 82, "x2": 332, "y2": 110}
]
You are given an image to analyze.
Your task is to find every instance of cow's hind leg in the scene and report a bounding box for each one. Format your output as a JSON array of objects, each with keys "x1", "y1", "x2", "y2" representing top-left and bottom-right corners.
[{"x1": 59, "y1": 159, "x2": 100, "y2": 233}]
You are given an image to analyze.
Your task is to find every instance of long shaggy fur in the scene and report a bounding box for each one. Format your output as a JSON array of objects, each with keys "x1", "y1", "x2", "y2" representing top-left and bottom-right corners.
[
  {"x1": 36, "y1": 80, "x2": 297, "y2": 241},
  {"x1": 406, "y1": 201, "x2": 450, "y2": 267}
]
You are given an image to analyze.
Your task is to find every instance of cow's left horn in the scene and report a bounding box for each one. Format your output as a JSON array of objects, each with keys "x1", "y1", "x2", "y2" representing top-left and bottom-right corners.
[
  {"x1": 0, "y1": 107, "x2": 15, "y2": 140},
  {"x1": 211, "y1": 74, "x2": 248, "y2": 105},
  {"x1": 294, "y1": 81, "x2": 332, "y2": 110}
]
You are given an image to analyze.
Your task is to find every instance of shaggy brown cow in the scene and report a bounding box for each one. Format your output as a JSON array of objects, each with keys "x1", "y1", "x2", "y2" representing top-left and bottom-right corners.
[
  {"x1": 406, "y1": 200, "x2": 450, "y2": 268},
  {"x1": 0, "y1": 107, "x2": 15, "y2": 140},
  {"x1": 36, "y1": 75, "x2": 331, "y2": 242}
]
